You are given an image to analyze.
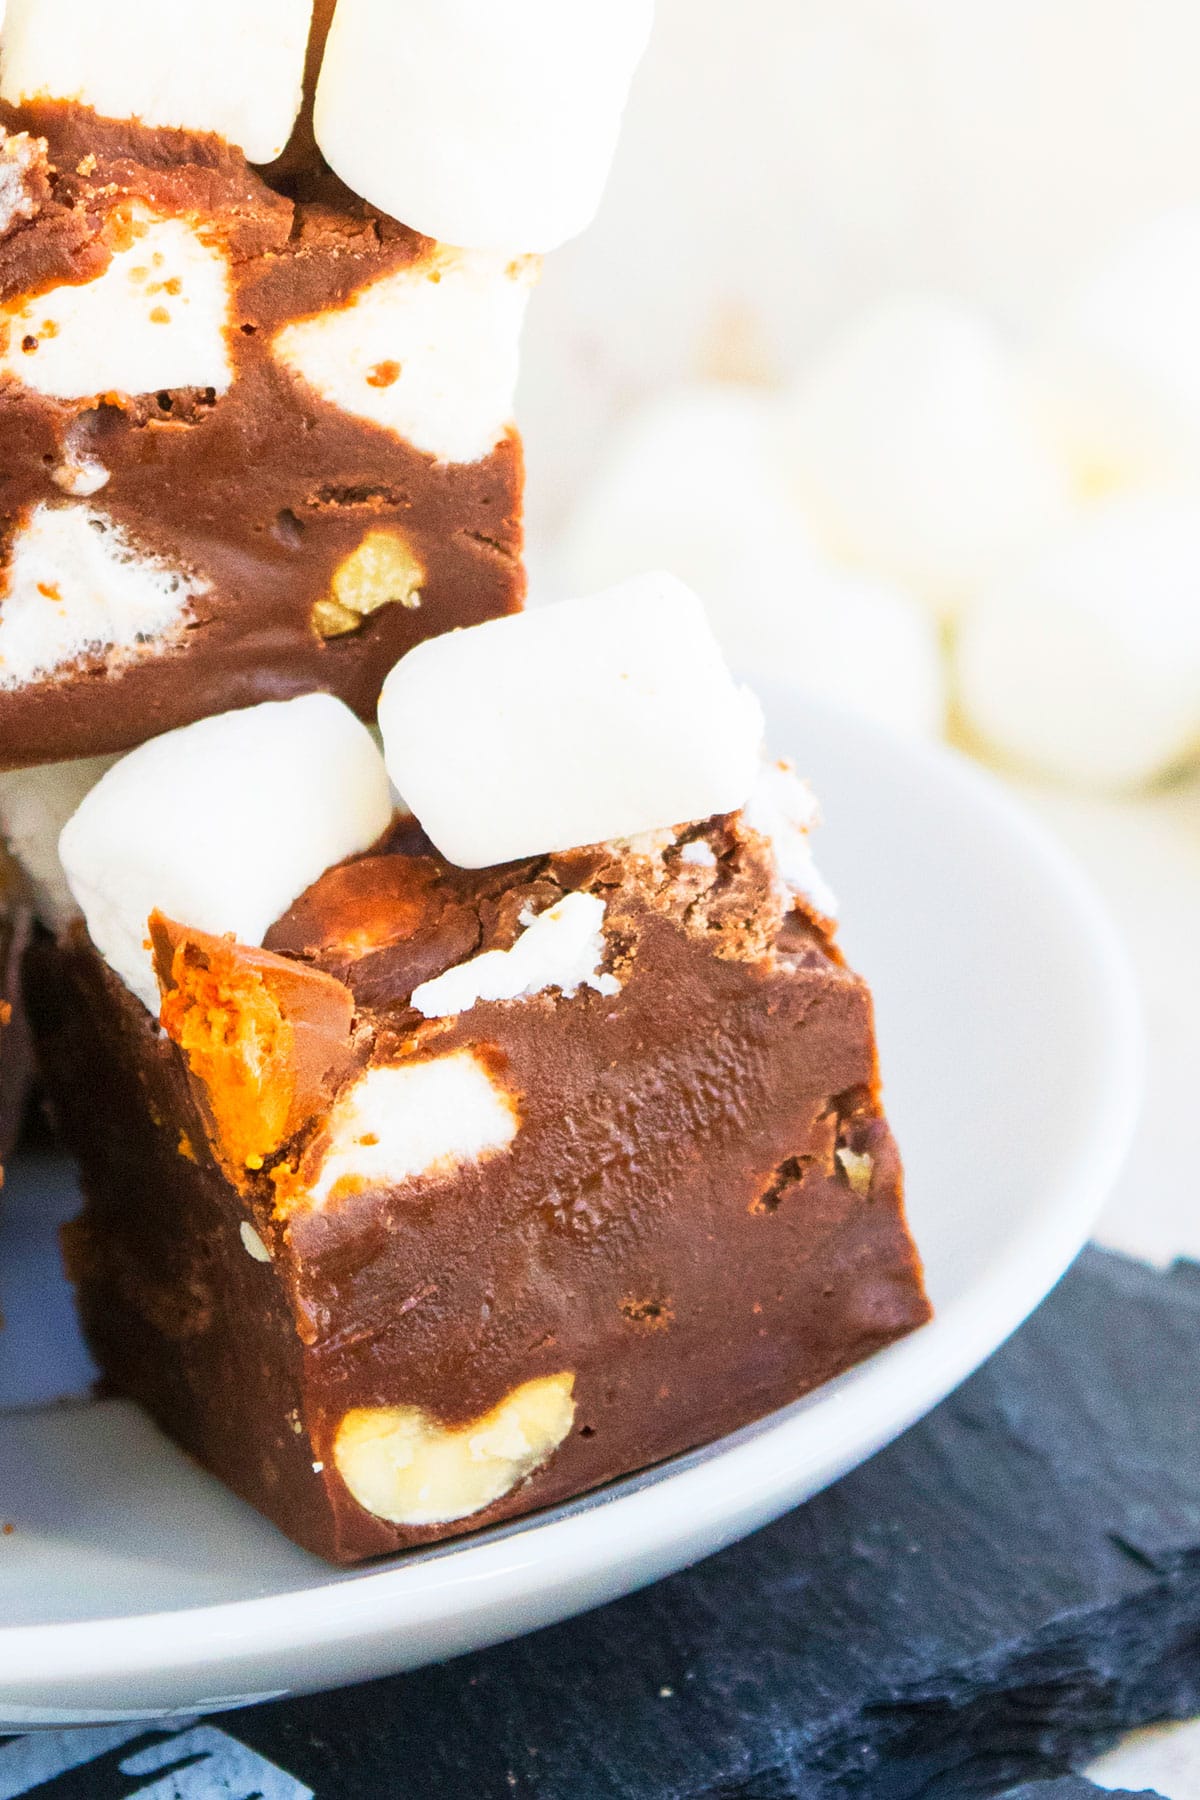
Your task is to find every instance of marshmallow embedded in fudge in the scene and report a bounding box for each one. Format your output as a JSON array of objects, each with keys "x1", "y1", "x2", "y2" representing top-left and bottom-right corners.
[
  {"x1": 0, "y1": 752, "x2": 115, "y2": 929},
  {"x1": 0, "y1": 504, "x2": 207, "y2": 689},
  {"x1": 411, "y1": 891, "x2": 620, "y2": 1018},
  {"x1": 272, "y1": 248, "x2": 535, "y2": 466},
  {"x1": 0, "y1": 208, "x2": 233, "y2": 403},
  {"x1": 778, "y1": 294, "x2": 1068, "y2": 616},
  {"x1": 306, "y1": 1051, "x2": 520, "y2": 1208},
  {"x1": 956, "y1": 494, "x2": 1200, "y2": 790},
  {"x1": 313, "y1": 0, "x2": 653, "y2": 253},
  {"x1": 0, "y1": 0, "x2": 313, "y2": 165},
  {"x1": 59, "y1": 696, "x2": 392, "y2": 1012},
  {"x1": 378, "y1": 574, "x2": 764, "y2": 868}
]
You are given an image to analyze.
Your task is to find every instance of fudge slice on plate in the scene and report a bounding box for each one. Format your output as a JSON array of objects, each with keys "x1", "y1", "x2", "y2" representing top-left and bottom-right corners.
[{"x1": 25, "y1": 578, "x2": 930, "y2": 1562}]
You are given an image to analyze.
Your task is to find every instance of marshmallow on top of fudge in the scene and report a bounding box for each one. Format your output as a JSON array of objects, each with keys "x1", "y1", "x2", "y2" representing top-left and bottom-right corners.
[
  {"x1": 377, "y1": 572, "x2": 764, "y2": 867},
  {"x1": 55, "y1": 574, "x2": 836, "y2": 1028},
  {"x1": 313, "y1": 0, "x2": 655, "y2": 253},
  {"x1": 58, "y1": 693, "x2": 393, "y2": 1011}
]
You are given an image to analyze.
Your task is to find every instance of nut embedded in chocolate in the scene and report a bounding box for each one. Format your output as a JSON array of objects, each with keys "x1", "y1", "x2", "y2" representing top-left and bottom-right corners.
[{"x1": 311, "y1": 530, "x2": 424, "y2": 639}]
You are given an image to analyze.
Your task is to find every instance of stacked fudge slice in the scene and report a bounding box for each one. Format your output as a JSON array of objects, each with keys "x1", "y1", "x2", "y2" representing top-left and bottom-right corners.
[
  {"x1": 0, "y1": 0, "x2": 650, "y2": 1155},
  {"x1": 0, "y1": 2, "x2": 544, "y2": 766},
  {"x1": 0, "y1": 1, "x2": 930, "y2": 1562}
]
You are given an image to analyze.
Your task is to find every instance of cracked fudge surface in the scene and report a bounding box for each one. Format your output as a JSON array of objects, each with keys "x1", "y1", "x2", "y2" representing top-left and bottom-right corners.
[
  {"x1": 26, "y1": 809, "x2": 929, "y2": 1563},
  {"x1": 0, "y1": 107, "x2": 526, "y2": 769}
]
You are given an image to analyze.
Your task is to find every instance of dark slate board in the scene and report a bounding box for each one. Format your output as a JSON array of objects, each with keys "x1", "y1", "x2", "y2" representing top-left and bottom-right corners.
[{"x1": 3, "y1": 1248, "x2": 1198, "y2": 1800}]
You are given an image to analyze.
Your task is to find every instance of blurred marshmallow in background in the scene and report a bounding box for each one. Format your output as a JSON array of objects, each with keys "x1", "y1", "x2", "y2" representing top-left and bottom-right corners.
[
  {"x1": 1038, "y1": 210, "x2": 1200, "y2": 497},
  {"x1": 552, "y1": 274, "x2": 1200, "y2": 787},
  {"x1": 521, "y1": 0, "x2": 1200, "y2": 795},
  {"x1": 775, "y1": 294, "x2": 1069, "y2": 617},
  {"x1": 958, "y1": 495, "x2": 1200, "y2": 790}
]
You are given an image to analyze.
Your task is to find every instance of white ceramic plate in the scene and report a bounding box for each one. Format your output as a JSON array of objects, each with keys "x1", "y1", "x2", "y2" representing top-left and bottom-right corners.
[{"x1": 0, "y1": 683, "x2": 1141, "y2": 1726}]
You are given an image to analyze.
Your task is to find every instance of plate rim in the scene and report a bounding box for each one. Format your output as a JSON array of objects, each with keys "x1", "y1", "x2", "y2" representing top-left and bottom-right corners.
[{"x1": 0, "y1": 692, "x2": 1144, "y2": 1696}]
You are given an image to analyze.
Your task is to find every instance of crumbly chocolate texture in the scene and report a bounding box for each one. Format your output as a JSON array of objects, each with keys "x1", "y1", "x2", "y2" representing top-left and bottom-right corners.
[
  {"x1": 0, "y1": 105, "x2": 524, "y2": 769},
  {"x1": 25, "y1": 816, "x2": 929, "y2": 1562}
]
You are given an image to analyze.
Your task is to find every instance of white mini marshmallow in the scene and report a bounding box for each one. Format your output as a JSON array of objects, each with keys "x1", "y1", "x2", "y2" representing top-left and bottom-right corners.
[
  {"x1": 378, "y1": 574, "x2": 764, "y2": 869},
  {"x1": 778, "y1": 294, "x2": 1069, "y2": 615},
  {"x1": 309, "y1": 1051, "x2": 519, "y2": 1207},
  {"x1": 742, "y1": 760, "x2": 838, "y2": 920},
  {"x1": 0, "y1": 503, "x2": 207, "y2": 689},
  {"x1": 272, "y1": 248, "x2": 535, "y2": 465},
  {"x1": 0, "y1": 753, "x2": 116, "y2": 929},
  {"x1": 679, "y1": 839, "x2": 716, "y2": 868},
  {"x1": 0, "y1": 208, "x2": 233, "y2": 402},
  {"x1": 411, "y1": 891, "x2": 618, "y2": 1019},
  {"x1": 956, "y1": 495, "x2": 1200, "y2": 791},
  {"x1": 314, "y1": 0, "x2": 654, "y2": 253},
  {"x1": 1039, "y1": 209, "x2": 1200, "y2": 493},
  {"x1": 556, "y1": 383, "x2": 946, "y2": 741},
  {"x1": 0, "y1": 0, "x2": 312, "y2": 164},
  {"x1": 59, "y1": 695, "x2": 393, "y2": 1011}
]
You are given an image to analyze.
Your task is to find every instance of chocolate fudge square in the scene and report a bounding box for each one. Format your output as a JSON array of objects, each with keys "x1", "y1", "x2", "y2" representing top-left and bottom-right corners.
[
  {"x1": 27, "y1": 808, "x2": 929, "y2": 1563},
  {"x1": 0, "y1": 108, "x2": 528, "y2": 768}
]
